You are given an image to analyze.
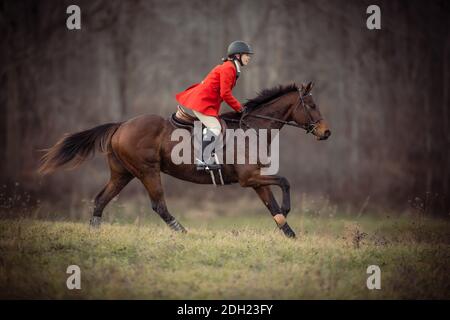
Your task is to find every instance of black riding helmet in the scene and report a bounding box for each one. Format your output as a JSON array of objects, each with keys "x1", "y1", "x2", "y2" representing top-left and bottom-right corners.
[
  {"x1": 225, "y1": 41, "x2": 254, "y2": 66},
  {"x1": 227, "y1": 41, "x2": 254, "y2": 56}
]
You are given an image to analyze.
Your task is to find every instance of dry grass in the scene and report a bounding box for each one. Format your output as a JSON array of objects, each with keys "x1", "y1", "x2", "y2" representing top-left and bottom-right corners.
[{"x1": 0, "y1": 214, "x2": 449, "y2": 299}]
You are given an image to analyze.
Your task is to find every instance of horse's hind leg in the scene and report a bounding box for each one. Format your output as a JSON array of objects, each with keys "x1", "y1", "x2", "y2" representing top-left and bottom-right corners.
[
  {"x1": 139, "y1": 169, "x2": 186, "y2": 233},
  {"x1": 253, "y1": 186, "x2": 296, "y2": 238},
  {"x1": 90, "y1": 153, "x2": 133, "y2": 228}
]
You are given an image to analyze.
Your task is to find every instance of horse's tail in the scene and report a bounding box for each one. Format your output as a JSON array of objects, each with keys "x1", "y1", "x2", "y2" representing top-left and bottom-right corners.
[{"x1": 38, "y1": 122, "x2": 122, "y2": 176}]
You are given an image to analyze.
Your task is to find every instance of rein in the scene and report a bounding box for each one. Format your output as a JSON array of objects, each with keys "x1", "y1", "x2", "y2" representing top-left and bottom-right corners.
[{"x1": 223, "y1": 89, "x2": 322, "y2": 134}]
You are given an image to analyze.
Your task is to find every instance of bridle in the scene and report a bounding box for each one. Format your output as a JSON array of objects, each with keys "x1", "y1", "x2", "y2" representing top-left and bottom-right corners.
[{"x1": 233, "y1": 89, "x2": 323, "y2": 134}]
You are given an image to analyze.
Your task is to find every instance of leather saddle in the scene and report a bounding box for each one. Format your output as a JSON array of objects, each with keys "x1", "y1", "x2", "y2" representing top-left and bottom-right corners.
[{"x1": 169, "y1": 105, "x2": 228, "y2": 134}]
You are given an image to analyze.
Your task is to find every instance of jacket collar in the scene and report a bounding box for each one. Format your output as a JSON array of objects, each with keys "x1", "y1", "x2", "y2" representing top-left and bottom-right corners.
[{"x1": 232, "y1": 59, "x2": 241, "y2": 80}]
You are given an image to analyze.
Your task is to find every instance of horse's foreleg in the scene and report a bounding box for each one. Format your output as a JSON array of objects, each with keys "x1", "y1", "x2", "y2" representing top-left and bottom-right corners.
[
  {"x1": 253, "y1": 185, "x2": 295, "y2": 238},
  {"x1": 277, "y1": 177, "x2": 291, "y2": 216},
  {"x1": 140, "y1": 169, "x2": 186, "y2": 233},
  {"x1": 243, "y1": 174, "x2": 290, "y2": 215}
]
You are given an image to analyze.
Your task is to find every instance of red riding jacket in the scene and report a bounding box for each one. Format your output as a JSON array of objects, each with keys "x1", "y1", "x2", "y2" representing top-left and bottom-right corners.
[{"x1": 175, "y1": 60, "x2": 243, "y2": 116}]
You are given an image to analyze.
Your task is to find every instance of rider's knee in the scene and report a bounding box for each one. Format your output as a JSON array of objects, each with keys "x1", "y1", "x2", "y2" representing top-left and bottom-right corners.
[
  {"x1": 203, "y1": 126, "x2": 221, "y2": 137},
  {"x1": 209, "y1": 127, "x2": 221, "y2": 137}
]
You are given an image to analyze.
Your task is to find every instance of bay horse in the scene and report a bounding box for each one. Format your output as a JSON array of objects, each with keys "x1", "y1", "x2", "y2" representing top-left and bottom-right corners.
[{"x1": 38, "y1": 82, "x2": 330, "y2": 238}]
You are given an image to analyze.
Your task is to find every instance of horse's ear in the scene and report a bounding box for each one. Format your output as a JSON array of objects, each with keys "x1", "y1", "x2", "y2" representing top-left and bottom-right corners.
[{"x1": 306, "y1": 81, "x2": 314, "y2": 94}]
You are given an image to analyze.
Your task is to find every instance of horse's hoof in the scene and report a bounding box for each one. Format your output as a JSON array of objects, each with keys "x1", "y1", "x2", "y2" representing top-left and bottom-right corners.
[
  {"x1": 281, "y1": 223, "x2": 296, "y2": 238},
  {"x1": 90, "y1": 216, "x2": 102, "y2": 229}
]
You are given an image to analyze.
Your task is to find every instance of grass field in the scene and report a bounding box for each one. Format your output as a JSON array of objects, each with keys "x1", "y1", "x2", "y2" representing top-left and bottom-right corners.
[{"x1": 0, "y1": 214, "x2": 449, "y2": 299}]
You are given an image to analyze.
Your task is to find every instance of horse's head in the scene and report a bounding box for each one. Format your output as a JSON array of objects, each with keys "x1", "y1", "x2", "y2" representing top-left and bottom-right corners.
[{"x1": 291, "y1": 82, "x2": 331, "y2": 140}]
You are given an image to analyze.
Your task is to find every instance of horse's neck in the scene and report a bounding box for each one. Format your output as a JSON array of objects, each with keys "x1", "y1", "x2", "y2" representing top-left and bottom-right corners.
[{"x1": 250, "y1": 93, "x2": 295, "y2": 130}]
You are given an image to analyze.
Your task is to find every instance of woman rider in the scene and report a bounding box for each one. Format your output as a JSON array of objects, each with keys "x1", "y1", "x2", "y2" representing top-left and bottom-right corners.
[{"x1": 175, "y1": 40, "x2": 253, "y2": 169}]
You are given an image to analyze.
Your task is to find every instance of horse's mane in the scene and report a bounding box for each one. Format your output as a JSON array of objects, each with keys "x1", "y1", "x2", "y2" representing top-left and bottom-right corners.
[
  {"x1": 220, "y1": 83, "x2": 299, "y2": 119},
  {"x1": 244, "y1": 83, "x2": 299, "y2": 112}
]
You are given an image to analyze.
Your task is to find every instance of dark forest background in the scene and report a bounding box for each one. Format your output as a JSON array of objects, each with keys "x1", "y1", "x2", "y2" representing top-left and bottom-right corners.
[{"x1": 1, "y1": 0, "x2": 449, "y2": 218}]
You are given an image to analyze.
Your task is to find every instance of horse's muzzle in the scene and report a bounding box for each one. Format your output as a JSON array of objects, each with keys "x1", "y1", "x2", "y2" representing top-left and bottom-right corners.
[{"x1": 318, "y1": 130, "x2": 331, "y2": 140}]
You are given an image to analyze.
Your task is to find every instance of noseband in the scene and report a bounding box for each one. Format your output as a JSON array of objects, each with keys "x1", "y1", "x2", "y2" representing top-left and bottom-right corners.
[
  {"x1": 237, "y1": 89, "x2": 322, "y2": 134},
  {"x1": 296, "y1": 90, "x2": 323, "y2": 134}
]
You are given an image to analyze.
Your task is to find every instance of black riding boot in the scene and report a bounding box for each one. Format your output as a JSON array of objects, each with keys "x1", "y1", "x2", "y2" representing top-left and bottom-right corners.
[{"x1": 196, "y1": 131, "x2": 222, "y2": 171}]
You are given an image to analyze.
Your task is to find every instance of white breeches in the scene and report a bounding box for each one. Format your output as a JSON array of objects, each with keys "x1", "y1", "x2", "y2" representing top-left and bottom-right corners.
[{"x1": 193, "y1": 110, "x2": 222, "y2": 136}]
